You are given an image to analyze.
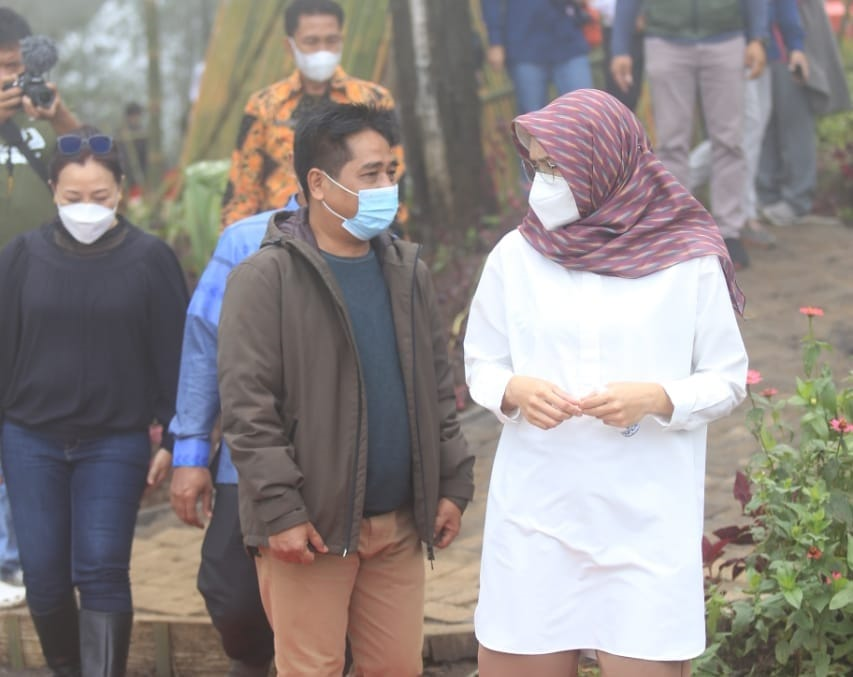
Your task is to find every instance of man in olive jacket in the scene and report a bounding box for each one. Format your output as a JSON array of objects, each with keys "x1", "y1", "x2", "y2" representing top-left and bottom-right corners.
[{"x1": 217, "y1": 103, "x2": 474, "y2": 676}]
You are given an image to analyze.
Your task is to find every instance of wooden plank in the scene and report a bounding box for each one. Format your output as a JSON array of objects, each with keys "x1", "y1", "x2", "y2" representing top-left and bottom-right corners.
[{"x1": 3, "y1": 614, "x2": 24, "y2": 670}]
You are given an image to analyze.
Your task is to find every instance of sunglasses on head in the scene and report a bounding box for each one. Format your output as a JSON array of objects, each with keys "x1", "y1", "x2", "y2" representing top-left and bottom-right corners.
[{"x1": 57, "y1": 134, "x2": 114, "y2": 156}]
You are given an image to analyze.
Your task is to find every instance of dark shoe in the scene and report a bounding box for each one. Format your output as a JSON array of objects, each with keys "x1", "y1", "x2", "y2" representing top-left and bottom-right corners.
[
  {"x1": 79, "y1": 609, "x2": 133, "y2": 677},
  {"x1": 742, "y1": 219, "x2": 777, "y2": 248},
  {"x1": 228, "y1": 659, "x2": 272, "y2": 676},
  {"x1": 724, "y1": 237, "x2": 750, "y2": 270},
  {"x1": 30, "y1": 595, "x2": 81, "y2": 676}
]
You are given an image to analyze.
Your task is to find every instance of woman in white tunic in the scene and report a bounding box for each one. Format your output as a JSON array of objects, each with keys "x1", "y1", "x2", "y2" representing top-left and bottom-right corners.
[{"x1": 465, "y1": 89, "x2": 748, "y2": 677}]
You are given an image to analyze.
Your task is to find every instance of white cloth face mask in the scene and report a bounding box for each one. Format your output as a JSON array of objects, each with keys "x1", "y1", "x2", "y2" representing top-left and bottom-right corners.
[
  {"x1": 528, "y1": 172, "x2": 581, "y2": 230},
  {"x1": 289, "y1": 39, "x2": 341, "y2": 82},
  {"x1": 57, "y1": 202, "x2": 117, "y2": 244}
]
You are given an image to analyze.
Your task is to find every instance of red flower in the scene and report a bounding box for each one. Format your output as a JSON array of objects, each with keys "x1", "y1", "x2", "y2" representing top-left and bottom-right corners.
[
  {"x1": 761, "y1": 388, "x2": 778, "y2": 398},
  {"x1": 807, "y1": 546, "x2": 823, "y2": 560},
  {"x1": 830, "y1": 418, "x2": 853, "y2": 434},
  {"x1": 799, "y1": 306, "x2": 824, "y2": 317},
  {"x1": 746, "y1": 370, "x2": 763, "y2": 386}
]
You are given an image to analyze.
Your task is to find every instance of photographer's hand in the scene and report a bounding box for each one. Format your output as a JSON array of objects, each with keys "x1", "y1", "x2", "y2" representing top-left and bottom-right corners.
[
  {"x1": 22, "y1": 82, "x2": 79, "y2": 134},
  {"x1": 0, "y1": 74, "x2": 23, "y2": 125}
]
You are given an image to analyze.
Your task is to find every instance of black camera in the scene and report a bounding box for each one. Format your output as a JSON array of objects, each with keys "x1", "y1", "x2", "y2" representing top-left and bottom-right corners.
[
  {"x1": 3, "y1": 72, "x2": 54, "y2": 109},
  {"x1": 2, "y1": 35, "x2": 58, "y2": 109}
]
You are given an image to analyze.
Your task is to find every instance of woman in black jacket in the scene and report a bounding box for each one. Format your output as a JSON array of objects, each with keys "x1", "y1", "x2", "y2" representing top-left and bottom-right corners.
[{"x1": 0, "y1": 125, "x2": 188, "y2": 676}]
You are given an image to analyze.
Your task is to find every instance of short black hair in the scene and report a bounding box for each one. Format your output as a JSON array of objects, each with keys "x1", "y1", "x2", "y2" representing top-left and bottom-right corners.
[
  {"x1": 124, "y1": 101, "x2": 143, "y2": 117},
  {"x1": 284, "y1": 0, "x2": 344, "y2": 37},
  {"x1": 0, "y1": 7, "x2": 32, "y2": 48},
  {"x1": 293, "y1": 103, "x2": 398, "y2": 196},
  {"x1": 49, "y1": 124, "x2": 123, "y2": 185}
]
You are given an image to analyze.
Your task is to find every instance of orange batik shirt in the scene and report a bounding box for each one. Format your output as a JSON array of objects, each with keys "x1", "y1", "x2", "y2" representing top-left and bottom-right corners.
[{"x1": 220, "y1": 66, "x2": 406, "y2": 230}]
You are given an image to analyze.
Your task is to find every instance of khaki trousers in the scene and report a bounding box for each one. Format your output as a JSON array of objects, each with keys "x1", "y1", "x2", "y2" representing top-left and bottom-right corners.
[
  {"x1": 255, "y1": 510, "x2": 425, "y2": 677},
  {"x1": 644, "y1": 35, "x2": 747, "y2": 238}
]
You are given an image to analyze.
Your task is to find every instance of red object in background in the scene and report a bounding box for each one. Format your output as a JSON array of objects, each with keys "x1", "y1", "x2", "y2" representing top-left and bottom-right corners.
[{"x1": 825, "y1": 1, "x2": 853, "y2": 38}]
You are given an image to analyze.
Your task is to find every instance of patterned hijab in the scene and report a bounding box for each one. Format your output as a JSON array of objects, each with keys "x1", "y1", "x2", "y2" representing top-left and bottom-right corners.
[{"x1": 514, "y1": 88, "x2": 745, "y2": 314}]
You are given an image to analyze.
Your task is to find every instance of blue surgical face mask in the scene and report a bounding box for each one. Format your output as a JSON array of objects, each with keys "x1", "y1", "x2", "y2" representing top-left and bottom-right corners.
[{"x1": 322, "y1": 172, "x2": 399, "y2": 241}]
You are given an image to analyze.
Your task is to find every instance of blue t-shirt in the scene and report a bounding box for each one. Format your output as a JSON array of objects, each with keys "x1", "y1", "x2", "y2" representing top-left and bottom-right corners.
[{"x1": 322, "y1": 248, "x2": 413, "y2": 517}]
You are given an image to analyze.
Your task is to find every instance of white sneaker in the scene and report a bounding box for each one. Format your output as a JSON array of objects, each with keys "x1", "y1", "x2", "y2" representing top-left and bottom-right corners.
[
  {"x1": 760, "y1": 201, "x2": 798, "y2": 227},
  {"x1": 2, "y1": 567, "x2": 24, "y2": 587},
  {"x1": 0, "y1": 579, "x2": 26, "y2": 608}
]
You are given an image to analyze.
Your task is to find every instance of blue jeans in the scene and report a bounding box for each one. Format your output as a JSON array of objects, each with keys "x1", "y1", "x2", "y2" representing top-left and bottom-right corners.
[
  {"x1": 0, "y1": 422, "x2": 150, "y2": 615},
  {"x1": 509, "y1": 56, "x2": 594, "y2": 114},
  {"x1": 0, "y1": 466, "x2": 21, "y2": 577}
]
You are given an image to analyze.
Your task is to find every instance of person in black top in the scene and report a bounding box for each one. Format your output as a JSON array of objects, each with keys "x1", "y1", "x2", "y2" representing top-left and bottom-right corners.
[{"x1": 0, "y1": 125, "x2": 188, "y2": 677}]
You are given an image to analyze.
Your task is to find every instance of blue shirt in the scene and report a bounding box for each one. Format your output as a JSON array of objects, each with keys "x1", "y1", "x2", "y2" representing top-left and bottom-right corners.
[
  {"x1": 481, "y1": 0, "x2": 589, "y2": 66},
  {"x1": 169, "y1": 200, "x2": 296, "y2": 483},
  {"x1": 767, "y1": 0, "x2": 804, "y2": 62}
]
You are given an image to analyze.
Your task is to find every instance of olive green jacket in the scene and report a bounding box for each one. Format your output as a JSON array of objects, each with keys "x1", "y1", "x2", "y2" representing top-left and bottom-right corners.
[{"x1": 218, "y1": 208, "x2": 474, "y2": 557}]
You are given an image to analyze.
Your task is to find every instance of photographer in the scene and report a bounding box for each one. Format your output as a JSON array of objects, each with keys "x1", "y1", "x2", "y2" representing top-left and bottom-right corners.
[{"x1": 0, "y1": 6, "x2": 78, "y2": 250}]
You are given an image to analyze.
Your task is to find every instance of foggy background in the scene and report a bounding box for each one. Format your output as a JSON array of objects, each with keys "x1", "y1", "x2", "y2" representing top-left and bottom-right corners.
[{"x1": 3, "y1": 0, "x2": 220, "y2": 164}]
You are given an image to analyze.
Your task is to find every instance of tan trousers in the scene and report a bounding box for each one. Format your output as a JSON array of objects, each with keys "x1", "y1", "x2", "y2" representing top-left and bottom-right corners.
[{"x1": 255, "y1": 510, "x2": 425, "y2": 677}]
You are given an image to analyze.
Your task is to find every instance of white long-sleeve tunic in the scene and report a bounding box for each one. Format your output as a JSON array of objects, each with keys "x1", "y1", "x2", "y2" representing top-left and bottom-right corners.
[{"x1": 464, "y1": 230, "x2": 748, "y2": 660}]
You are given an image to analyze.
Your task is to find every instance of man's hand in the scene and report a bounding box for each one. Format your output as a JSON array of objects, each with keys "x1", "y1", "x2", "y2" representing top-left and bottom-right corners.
[
  {"x1": 433, "y1": 498, "x2": 462, "y2": 549},
  {"x1": 579, "y1": 382, "x2": 673, "y2": 428},
  {"x1": 268, "y1": 522, "x2": 328, "y2": 564},
  {"x1": 144, "y1": 448, "x2": 172, "y2": 498},
  {"x1": 487, "y1": 45, "x2": 505, "y2": 72},
  {"x1": 610, "y1": 55, "x2": 634, "y2": 93},
  {"x1": 170, "y1": 466, "x2": 214, "y2": 528},
  {"x1": 503, "y1": 375, "x2": 582, "y2": 430},
  {"x1": 789, "y1": 50, "x2": 809, "y2": 83},
  {"x1": 0, "y1": 74, "x2": 22, "y2": 125},
  {"x1": 745, "y1": 40, "x2": 766, "y2": 79}
]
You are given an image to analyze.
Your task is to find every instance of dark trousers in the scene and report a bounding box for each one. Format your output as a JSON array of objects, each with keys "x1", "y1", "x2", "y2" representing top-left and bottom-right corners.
[
  {"x1": 197, "y1": 484, "x2": 274, "y2": 667},
  {"x1": 0, "y1": 422, "x2": 149, "y2": 615}
]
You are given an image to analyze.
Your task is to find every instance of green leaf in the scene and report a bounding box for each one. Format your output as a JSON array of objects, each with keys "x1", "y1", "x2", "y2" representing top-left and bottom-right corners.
[
  {"x1": 804, "y1": 342, "x2": 821, "y2": 376},
  {"x1": 829, "y1": 582, "x2": 853, "y2": 610},
  {"x1": 760, "y1": 427, "x2": 777, "y2": 450},
  {"x1": 731, "y1": 601, "x2": 755, "y2": 635},
  {"x1": 813, "y1": 651, "x2": 830, "y2": 677},
  {"x1": 775, "y1": 639, "x2": 791, "y2": 664},
  {"x1": 783, "y1": 588, "x2": 804, "y2": 609}
]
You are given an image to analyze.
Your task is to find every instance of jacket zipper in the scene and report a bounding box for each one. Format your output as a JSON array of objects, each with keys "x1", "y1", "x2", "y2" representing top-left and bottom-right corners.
[
  {"x1": 409, "y1": 246, "x2": 435, "y2": 566},
  {"x1": 284, "y1": 240, "x2": 362, "y2": 557}
]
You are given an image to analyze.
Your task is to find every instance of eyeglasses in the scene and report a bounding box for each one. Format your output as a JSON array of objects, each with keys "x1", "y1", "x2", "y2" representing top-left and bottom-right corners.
[
  {"x1": 521, "y1": 157, "x2": 560, "y2": 183},
  {"x1": 57, "y1": 134, "x2": 114, "y2": 156}
]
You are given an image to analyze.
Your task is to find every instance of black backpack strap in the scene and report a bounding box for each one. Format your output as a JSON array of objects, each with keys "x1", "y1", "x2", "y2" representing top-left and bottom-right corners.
[{"x1": 0, "y1": 119, "x2": 51, "y2": 189}]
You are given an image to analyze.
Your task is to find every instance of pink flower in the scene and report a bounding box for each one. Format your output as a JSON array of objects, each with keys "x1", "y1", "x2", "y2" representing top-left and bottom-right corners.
[
  {"x1": 761, "y1": 388, "x2": 778, "y2": 398},
  {"x1": 799, "y1": 306, "x2": 825, "y2": 317},
  {"x1": 746, "y1": 370, "x2": 763, "y2": 386},
  {"x1": 830, "y1": 418, "x2": 853, "y2": 434},
  {"x1": 807, "y1": 546, "x2": 823, "y2": 560}
]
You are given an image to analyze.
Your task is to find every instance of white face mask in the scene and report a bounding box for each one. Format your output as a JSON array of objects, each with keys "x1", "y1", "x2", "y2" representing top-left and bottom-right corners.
[
  {"x1": 528, "y1": 172, "x2": 581, "y2": 230},
  {"x1": 289, "y1": 39, "x2": 341, "y2": 83},
  {"x1": 57, "y1": 202, "x2": 117, "y2": 244}
]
